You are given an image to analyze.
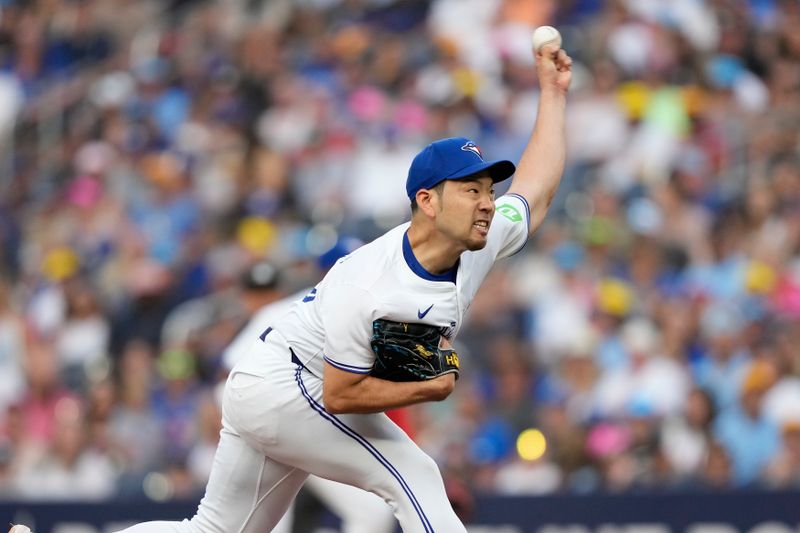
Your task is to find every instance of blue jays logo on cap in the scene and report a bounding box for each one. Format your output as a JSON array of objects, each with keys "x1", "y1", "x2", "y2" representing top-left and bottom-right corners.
[
  {"x1": 405, "y1": 137, "x2": 516, "y2": 199},
  {"x1": 460, "y1": 141, "x2": 483, "y2": 160}
]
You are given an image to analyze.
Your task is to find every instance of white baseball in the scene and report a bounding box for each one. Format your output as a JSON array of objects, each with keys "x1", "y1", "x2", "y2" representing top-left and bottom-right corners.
[{"x1": 532, "y1": 25, "x2": 562, "y2": 52}]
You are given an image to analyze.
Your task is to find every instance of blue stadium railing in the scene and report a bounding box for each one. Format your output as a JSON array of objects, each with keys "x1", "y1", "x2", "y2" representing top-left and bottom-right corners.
[{"x1": 2, "y1": 490, "x2": 799, "y2": 533}]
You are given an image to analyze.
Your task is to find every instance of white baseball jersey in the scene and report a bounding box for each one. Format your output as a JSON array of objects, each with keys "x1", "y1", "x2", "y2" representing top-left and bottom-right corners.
[
  {"x1": 221, "y1": 289, "x2": 305, "y2": 371},
  {"x1": 261, "y1": 193, "x2": 530, "y2": 377}
]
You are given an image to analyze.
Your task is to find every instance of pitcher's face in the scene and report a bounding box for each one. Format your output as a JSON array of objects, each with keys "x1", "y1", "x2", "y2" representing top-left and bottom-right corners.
[{"x1": 435, "y1": 175, "x2": 495, "y2": 251}]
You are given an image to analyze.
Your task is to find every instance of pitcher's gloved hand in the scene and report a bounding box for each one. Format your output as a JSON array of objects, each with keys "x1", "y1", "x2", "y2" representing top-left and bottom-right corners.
[{"x1": 369, "y1": 319, "x2": 459, "y2": 382}]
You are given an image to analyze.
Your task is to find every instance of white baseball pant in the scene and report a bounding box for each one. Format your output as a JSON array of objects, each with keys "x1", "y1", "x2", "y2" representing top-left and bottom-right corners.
[
  {"x1": 115, "y1": 332, "x2": 466, "y2": 533},
  {"x1": 270, "y1": 475, "x2": 397, "y2": 533}
]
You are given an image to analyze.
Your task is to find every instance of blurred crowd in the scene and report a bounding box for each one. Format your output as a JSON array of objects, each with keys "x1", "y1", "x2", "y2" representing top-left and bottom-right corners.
[{"x1": 1, "y1": 0, "x2": 800, "y2": 505}]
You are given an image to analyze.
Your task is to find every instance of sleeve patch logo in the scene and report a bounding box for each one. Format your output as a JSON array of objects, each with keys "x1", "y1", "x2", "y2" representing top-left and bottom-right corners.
[{"x1": 497, "y1": 203, "x2": 522, "y2": 223}]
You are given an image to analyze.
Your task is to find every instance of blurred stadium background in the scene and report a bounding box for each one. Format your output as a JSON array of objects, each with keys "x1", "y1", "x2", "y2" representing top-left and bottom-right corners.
[{"x1": 0, "y1": 0, "x2": 799, "y2": 531}]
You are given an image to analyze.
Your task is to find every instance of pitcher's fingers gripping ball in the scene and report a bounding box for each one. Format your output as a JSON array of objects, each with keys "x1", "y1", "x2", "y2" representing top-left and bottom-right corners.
[
  {"x1": 550, "y1": 48, "x2": 573, "y2": 72},
  {"x1": 369, "y1": 319, "x2": 459, "y2": 382},
  {"x1": 9, "y1": 526, "x2": 32, "y2": 533}
]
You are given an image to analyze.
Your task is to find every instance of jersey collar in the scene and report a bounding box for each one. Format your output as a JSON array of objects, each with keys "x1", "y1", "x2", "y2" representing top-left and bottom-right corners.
[{"x1": 402, "y1": 231, "x2": 458, "y2": 283}]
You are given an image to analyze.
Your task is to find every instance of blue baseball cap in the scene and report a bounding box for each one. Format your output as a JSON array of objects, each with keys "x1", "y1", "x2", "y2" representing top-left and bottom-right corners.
[{"x1": 406, "y1": 137, "x2": 516, "y2": 199}]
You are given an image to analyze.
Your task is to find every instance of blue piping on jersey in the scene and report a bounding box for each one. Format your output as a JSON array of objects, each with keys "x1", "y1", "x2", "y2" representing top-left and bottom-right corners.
[
  {"x1": 323, "y1": 355, "x2": 372, "y2": 374},
  {"x1": 294, "y1": 367, "x2": 435, "y2": 533},
  {"x1": 505, "y1": 193, "x2": 531, "y2": 256},
  {"x1": 402, "y1": 232, "x2": 458, "y2": 283}
]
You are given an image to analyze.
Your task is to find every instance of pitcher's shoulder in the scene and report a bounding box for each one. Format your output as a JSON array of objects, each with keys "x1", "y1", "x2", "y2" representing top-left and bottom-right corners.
[{"x1": 326, "y1": 226, "x2": 406, "y2": 280}]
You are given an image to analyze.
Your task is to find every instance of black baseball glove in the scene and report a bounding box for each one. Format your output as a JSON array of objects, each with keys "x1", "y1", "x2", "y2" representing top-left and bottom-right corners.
[{"x1": 369, "y1": 319, "x2": 460, "y2": 382}]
